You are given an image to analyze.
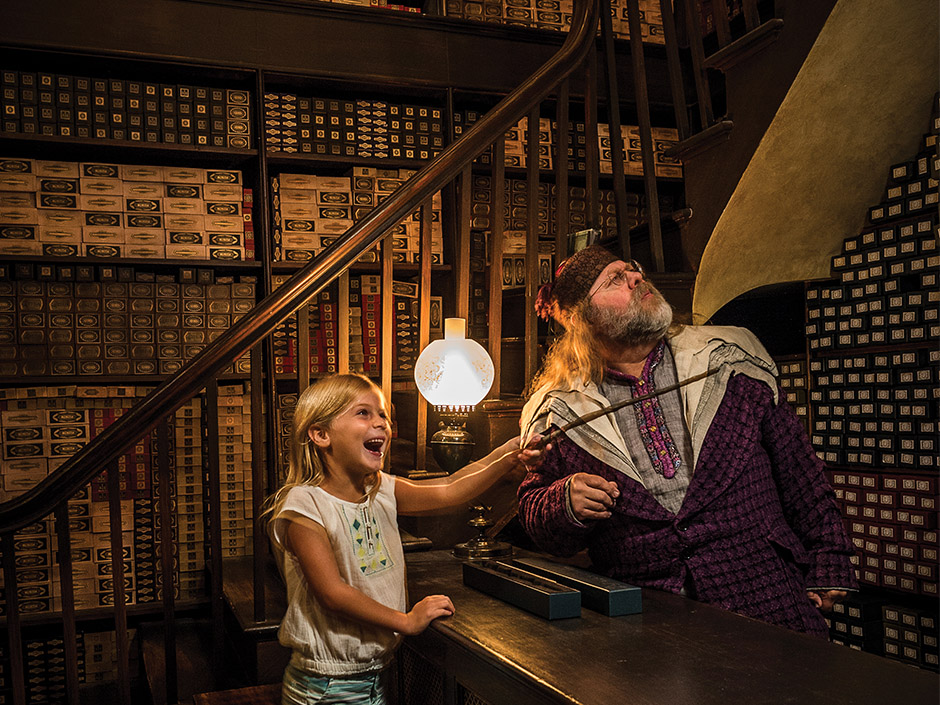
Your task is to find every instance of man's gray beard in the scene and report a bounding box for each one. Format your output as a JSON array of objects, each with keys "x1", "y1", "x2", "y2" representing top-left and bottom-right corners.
[{"x1": 586, "y1": 283, "x2": 674, "y2": 347}]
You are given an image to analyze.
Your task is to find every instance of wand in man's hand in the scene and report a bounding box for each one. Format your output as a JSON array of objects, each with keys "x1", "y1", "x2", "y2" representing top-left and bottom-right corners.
[{"x1": 531, "y1": 367, "x2": 719, "y2": 449}]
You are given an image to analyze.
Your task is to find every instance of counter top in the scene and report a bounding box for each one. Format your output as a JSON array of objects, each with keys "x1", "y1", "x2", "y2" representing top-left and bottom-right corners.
[{"x1": 405, "y1": 550, "x2": 938, "y2": 705}]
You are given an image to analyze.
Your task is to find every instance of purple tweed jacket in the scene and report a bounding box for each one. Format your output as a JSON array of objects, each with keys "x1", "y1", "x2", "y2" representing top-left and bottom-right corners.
[{"x1": 517, "y1": 374, "x2": 857, "y2": 637}]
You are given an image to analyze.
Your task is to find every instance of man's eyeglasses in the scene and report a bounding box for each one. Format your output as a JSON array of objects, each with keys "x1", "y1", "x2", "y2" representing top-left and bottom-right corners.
[{"x1": 587, "y1": 260, "x2": 644, "y2": 299}]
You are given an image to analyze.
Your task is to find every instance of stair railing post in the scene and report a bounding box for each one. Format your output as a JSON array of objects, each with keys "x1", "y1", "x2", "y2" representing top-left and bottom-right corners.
[
  {"x1": 250, "y1": 345, "x2": 268, "y2": 624},
  {"x1": 626, "y1": 0, "x2": 665, "y2": 271},
  {"x1": 2, "y1": 533, "x2": 27, "y2": 705},
  {"x1": 107, "y1": 458, "x2": 132, "y2": 705},
  {"x1": 682, "y1": 0, "x2": 715, "y2": 131},
  {"x1": 205, "y1": 380, "x2": 225, "y2": 686},
  {"x1": 53, "y1": 503, "x2": 80, "y2": 705},
  {"x1": 599, "y1": 0, "x2": 632, "y2": 261},
  {"x1": 659, "y1": 0, "x2": 692, "y2": 142},
  {"x1": 156, "y1": 418, "x2": 179, "y2": 703}
]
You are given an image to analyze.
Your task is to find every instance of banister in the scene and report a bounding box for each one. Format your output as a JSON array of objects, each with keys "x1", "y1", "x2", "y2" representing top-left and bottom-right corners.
[{"x1": 0, "y1": 0, "x2": 601, "y2": 534}]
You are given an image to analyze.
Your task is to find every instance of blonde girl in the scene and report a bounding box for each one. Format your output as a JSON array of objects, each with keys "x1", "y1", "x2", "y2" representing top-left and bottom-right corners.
[{"x1": 265, "y1": 374, "x2": 544, "y2": 705}]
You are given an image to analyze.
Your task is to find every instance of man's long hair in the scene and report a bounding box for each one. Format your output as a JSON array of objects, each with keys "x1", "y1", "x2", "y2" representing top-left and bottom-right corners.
[{"x1": 528, "y1": 299, "x2": 607, "y2": 394}]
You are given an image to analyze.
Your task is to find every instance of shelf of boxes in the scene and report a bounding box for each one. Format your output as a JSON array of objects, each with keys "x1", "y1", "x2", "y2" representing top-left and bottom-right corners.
[
  {"x1": 773, "y1": 354, "x2": 810, "y2": 433},
  {"x1": 0, "y1": 157, "x2": 254, "y2": 262},
  {"x1": 804, "y1": 109, "x2": 940, "y2": 672},
  {"x1": 264, "y1": 94, "x2": 444, "y2": 161},
  {"x1": 0, "y1": 383, "x2": 257, "y2": 616},
  {"x1": 0, "y1": 261, "x2": 257, "y2": 379},
  {"x1": 0, "y1": 69, "x2": 251, "y2": 149},
  {"x1": 458, "y1": 111, "x2": 683, "y2": 180},
  {"x1": 271, "y1": 169, "x2": 443, "y2": 264},
  {"x1": 214, "y1": 384, "x2": 255, "y2": 566},
  {"x1": 0, "y1": 628, "x2": 140, "y2": 703},
  {"x1": 443, "y1": 0, "x2": 666, "y2": 44}
]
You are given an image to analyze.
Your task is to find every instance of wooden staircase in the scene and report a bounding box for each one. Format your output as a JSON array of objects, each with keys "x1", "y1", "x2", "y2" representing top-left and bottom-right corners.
[
  {"x1": 140, "y1": 619, "x2": 220, "y2": 705},
  {"x1": 138, "y1": 558, "x2": 287, "y2": 705}
]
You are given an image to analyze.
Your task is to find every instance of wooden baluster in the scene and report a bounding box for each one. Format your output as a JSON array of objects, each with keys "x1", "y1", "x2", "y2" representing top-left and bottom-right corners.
[
  {"x1": 683, "y1": 0, "x2": 715, "y2": 129},
  {"x1": 599, "y1": 0, "x2": 632, "y2": 260},
  {"x1": 338, "y1": 271, "x2": 350, "y2": 375},
  {"x1": 417, "y1": 198, "x2": 434, "y2": 472},
  {"x1": 742, "y1": 0, "x2": 760, "y2": 31},
  {"x1": 380, "y1": 235, "x2": 394, "y2": 404},
  {"x1": 53, "y1": 504, "x2": 79, "y2": 705},
  {"x1": 106, "y1": 459, "x2": 131, "y2": 705},
  {"x1": 155, "y1": 419, "x2": 178, "y2": 704},
  {"x1": 250, "y1": 346, "x2": 267, "y2": 623},
  {"x1": 554, "y1": 80, "x2": 570, "y2": 263},
  {"x1": 659, "y1": 0, "x2": 691, "y2": 142},
  {"x1": 713, "y1": 0, "x2": 732, "y2": 46},
  {"x1": 584, "y1": 43, "x2": 601, "y2": 231},
  {"x1": 256, "y1": 67, "x2": 282, "y2": 499},
  {"x1": 525, "y1": 105, "x2": 541, "y2": 383},
  {"x1": 455, "y1": 165, "x2": 473, "y2": 322},
  {"x1": 487, "y1": 137, "x2": 506, "y2": 397},
  {"x1": 204, "y1": 381, "x2": 224, "y2": 684},
  {"x1": 297, "y1": 294, "x2": 311, "y2": 391},
  {"x1": 626, "y1": 0, "x2": 665, "y2": 271},
  {"x1": 1, "y1": 533, "x2": 26, "y2": 705}
]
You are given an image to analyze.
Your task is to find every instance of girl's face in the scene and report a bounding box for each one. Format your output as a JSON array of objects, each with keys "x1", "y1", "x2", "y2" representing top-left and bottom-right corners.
[{"x1": 310, "y1": 389, "x2": 390, "y2": 479}]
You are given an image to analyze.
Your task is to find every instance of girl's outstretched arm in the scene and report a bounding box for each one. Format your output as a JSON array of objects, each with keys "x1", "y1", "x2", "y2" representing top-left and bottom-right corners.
[
  {"x1": 286, "y1": 519, "x2": 453, "y2": 635},
  {"x1": 395, "y1": 434, "x2": 547, "y2": 514}
]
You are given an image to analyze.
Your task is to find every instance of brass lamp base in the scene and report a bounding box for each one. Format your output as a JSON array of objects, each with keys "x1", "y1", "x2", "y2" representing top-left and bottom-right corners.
[
  {"x1": 430, "y1": 406, "x2": 474, "y2": 475},
  {"x1": 452, "y1": 504, "x2": 513, "y2": 560}
]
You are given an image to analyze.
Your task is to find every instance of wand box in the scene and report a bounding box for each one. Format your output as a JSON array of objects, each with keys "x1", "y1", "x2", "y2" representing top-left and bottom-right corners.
[
  {"x1": 512, "y1": 556, "x2": 642, "y2": 616},
  {"x1": 461, "y1": 560, "x2": 580, "y2": 620}
]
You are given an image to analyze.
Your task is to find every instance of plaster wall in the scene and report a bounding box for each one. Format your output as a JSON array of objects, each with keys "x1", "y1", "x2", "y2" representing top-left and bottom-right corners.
[{"x1": 693, "y1": 0, "x2": 939, "y2": 322}]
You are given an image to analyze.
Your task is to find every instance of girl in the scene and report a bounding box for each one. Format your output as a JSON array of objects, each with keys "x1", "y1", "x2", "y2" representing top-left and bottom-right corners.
[{"x1": 264, "y1": 374, "x2": 545, "y2": 705}]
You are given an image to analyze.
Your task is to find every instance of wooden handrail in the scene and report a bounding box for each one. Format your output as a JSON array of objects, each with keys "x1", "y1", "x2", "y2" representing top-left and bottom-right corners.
[{"x1": 0, "y1": 0, "x2": 601, "y2": 535}]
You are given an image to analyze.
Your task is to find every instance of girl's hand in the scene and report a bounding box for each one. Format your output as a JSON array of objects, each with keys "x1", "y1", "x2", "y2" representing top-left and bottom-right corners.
[
  {"x1": 403, "y1": 594, "x2": 455, "y2": 635},
  {"x1": 500, "y1": 434, "x2": 550, "y2": 471}
]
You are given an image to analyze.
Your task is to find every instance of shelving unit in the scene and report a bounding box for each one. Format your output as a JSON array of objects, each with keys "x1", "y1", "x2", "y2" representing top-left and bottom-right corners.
[
  {"x1": 796, "y1": 112, "x2": 938, "y2": 672},
  {"x1": 0, "y1": 3, "x2": 691, "y2": 701}
]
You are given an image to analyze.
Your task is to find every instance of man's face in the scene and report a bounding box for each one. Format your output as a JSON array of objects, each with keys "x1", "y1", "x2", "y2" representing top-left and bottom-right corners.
[{"x1": 583, "y1": 260, "x2": 673, "y2": 346}]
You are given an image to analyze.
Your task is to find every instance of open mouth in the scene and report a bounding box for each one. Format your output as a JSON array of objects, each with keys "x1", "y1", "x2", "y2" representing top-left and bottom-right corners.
[{"x1": 363, "y1": 438, "x2": 385, "y2": 456}]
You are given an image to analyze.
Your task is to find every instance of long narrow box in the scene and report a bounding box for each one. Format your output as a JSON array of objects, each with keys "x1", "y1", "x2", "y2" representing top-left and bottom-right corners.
[
  {"x1": 512, "y1": 556, "x2": 642, "y2": 616},
  {"x1": 461, "y1": 559, "x2": 580, "y2": 620}
]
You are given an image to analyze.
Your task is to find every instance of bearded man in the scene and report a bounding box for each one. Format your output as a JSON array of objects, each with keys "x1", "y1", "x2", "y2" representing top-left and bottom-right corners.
[{"x1": 517, "y1": 245, "x2": 856, "y2": 637}]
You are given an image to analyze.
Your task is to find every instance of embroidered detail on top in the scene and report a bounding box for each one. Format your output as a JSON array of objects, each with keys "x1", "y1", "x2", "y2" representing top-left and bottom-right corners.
[
  {"x1": 610, "y1": 340, "x2": 683, "y2": 479},
  {"x1": 342, "y1": 503, "x2": 394, "y2": 576}
]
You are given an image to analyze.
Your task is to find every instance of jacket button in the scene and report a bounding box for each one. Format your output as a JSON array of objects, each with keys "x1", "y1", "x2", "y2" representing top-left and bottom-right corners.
[
  {"x1": 679, "y1": 548, "x2": 694, "y2": 561},
  {"x1": 676, "y1": 520, "x2": 689, "y2": 532}
]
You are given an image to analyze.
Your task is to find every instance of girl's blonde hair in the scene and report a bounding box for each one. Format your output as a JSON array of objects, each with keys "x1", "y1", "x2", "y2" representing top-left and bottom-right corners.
[{"x1": 262, "y1": 374, "x2": 390, "y2": 527}]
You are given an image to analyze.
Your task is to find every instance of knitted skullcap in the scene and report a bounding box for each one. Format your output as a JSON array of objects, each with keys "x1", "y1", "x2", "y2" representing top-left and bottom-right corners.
[{"x1": 535, "y1": 245, "x2": 617, "y2": 321}]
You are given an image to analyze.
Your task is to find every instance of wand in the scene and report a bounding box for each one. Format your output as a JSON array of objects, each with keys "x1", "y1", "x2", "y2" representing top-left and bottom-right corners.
[{"x1": 533, "y1": 367, "x2": 719, "y2": 449}]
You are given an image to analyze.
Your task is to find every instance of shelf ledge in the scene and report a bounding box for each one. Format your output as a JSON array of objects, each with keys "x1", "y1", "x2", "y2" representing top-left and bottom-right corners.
[
  {"x1": 664, "y1": 119, "x2": 734, "y2": 161},
  {"x1": 703, "y1": 18, "x2": 785, "y2": 72}
]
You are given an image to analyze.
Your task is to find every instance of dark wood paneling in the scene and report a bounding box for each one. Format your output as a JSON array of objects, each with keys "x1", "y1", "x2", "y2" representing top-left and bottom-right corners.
[{"x1": 2, "y1": 0, "x2": 677, "y2": 107}]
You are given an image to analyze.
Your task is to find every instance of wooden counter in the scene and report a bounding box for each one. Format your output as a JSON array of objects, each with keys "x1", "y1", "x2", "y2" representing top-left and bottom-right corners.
[{"x1": 402, "y1": 550, "x2": 938, "y2": 705}]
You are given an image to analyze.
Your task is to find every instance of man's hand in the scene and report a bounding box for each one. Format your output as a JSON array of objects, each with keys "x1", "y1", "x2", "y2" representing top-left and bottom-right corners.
[
  {"x1": 568, "y1": 472, "x2": 620, "y2": 522},
  {"x1": 807, "y1": 589, "x2": 847, "y2": 612}
]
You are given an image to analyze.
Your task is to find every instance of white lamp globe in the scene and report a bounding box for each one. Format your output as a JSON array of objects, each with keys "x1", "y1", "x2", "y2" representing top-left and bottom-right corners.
[{"x1": 414, "y1": 318, "x2": 494, "y2": 408}]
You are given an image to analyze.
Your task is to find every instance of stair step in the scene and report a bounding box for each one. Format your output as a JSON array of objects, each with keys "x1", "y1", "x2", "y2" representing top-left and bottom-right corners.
[
  {"x1": 193, "y1": 683, "x2": 280, "y2": 705},
  {"x1": 222, "y1": 555, "x2": 286, "y2": 639},
  {"x1": 140, "y1": 618, "x2": 218, "y2": 705}
]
